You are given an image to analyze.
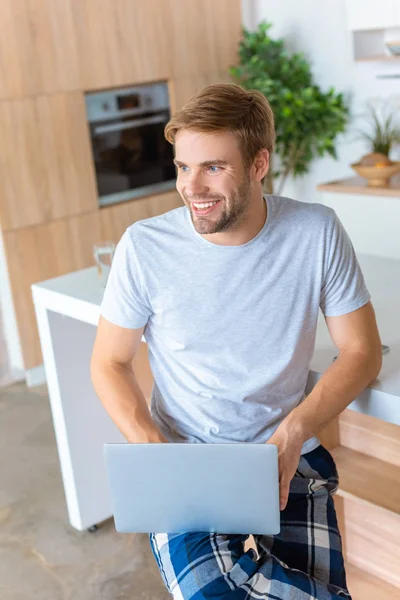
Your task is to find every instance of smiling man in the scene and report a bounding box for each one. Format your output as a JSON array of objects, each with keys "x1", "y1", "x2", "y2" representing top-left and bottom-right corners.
[{"x1": 91, "y1": 83, "x2": 382, "y2": 599}]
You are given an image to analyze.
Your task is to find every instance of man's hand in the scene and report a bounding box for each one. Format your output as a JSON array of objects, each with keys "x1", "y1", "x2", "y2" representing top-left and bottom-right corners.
[{"x1": 266, "y1": 421, "x2": 305, "y2": 511}]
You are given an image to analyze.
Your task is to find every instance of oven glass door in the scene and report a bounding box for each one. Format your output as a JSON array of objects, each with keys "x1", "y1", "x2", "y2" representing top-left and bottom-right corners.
[{"x1": 91, "y1": 112, "x2": 176, "y2": 206}]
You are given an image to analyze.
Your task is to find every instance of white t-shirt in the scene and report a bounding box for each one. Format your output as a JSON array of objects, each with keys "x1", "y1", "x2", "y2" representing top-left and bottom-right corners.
[{"x1": 100, "y1": 194, "x2": 371, "y2": 454}]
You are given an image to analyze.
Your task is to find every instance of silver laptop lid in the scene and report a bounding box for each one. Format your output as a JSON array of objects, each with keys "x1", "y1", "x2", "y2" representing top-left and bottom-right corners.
[{"x1": 104, "y1": 442, "x2": 280, "y2": 535}]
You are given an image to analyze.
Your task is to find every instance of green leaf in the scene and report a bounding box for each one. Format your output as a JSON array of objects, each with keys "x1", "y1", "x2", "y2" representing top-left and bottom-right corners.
[{"x1": 229, "y1": 21, "x2": 349, "y2": 180}]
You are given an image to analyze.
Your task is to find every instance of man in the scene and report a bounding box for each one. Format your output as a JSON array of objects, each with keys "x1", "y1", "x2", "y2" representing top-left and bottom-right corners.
[{"x1": 91, "y1": 83, "x2": 382, "y2": 599}]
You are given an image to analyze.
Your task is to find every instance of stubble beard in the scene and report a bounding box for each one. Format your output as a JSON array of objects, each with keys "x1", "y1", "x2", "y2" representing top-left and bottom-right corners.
[{"x1": 186, "y1": 175, "x2": 252, "y2": 235}]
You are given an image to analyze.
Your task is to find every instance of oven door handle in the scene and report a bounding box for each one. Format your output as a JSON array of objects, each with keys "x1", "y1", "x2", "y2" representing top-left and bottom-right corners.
[{"x1": 93, "y1": 115, "x2": 166, "y2": 135}]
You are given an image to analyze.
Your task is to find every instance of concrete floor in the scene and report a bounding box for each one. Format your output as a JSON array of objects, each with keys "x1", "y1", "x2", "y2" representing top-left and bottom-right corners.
[
  {"x1": 0, "y1": 381, "x2": 170, "y2": 600},
  {"x1": 0, "y1": 309, "x2": 14, "y2": 388}
]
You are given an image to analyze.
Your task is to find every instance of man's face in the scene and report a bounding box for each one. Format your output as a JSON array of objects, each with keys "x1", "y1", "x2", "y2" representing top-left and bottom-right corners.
[{"x1": 174, "y1": 130, "x2": 252, "y2": 235}]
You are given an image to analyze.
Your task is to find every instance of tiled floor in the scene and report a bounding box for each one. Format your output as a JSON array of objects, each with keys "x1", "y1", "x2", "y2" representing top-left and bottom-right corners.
[{"x1": 0, "y1": 381, "x2": 170, "y2": 600}]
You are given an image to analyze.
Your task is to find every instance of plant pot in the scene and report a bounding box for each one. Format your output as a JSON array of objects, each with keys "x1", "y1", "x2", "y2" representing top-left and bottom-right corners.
[{"x1": 351, "y1": 161, "x2": 400, "y2": 187}]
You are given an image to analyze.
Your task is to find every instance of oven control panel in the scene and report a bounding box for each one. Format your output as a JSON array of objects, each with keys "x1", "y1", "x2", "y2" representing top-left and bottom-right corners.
[{"x1": 85, "y1": 82, "x2": 170, "y2": 123}]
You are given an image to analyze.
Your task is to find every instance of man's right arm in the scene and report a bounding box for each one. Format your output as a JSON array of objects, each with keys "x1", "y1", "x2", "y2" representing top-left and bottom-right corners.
[{"x1": 90, "y1": 316, "x2": 167, "y2": 443}]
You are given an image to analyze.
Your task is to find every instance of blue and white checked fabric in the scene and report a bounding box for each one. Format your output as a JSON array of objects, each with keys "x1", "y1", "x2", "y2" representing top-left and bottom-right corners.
[{"x1": 149, "y1": 444, "x2": 352, "y2": 599}]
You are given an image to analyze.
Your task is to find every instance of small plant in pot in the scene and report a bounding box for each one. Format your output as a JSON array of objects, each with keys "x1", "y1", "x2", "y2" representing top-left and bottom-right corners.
[{"x1": 352, "y1": 99, "x2": 400, "y2": 187}]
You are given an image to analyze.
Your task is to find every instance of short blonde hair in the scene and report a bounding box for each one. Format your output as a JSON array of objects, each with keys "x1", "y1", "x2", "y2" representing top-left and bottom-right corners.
[{"x1": 165, "y1": 83, "x2": 275, "y2": 172}]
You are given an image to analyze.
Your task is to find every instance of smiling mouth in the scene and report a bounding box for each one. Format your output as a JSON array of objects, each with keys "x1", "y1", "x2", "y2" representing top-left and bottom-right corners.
[{"x1": 191, "y1": 199, "x2": 222, "y2": 215}]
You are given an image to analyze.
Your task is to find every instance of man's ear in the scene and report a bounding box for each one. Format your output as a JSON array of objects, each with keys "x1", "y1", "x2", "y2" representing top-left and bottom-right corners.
[{"x1": 252, "y1": 149, "x2": 269, "y2": 182}]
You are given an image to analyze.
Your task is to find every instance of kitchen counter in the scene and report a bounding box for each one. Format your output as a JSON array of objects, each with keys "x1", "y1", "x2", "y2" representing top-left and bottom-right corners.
[
  {"x1": 317, "y1": 179, "x2": 400, "y2": 260},
  {"x1": 307, "y1": 253, "x2": 400, "y2": 424},
  {"x1": 31, "y1": 252, "x2": 400, "y2": 530}
]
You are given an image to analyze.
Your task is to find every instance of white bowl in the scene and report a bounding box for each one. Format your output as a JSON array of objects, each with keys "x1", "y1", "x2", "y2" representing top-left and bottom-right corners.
[{"x1": 386, "y1": 41, "x2": 400, "y2": 56}]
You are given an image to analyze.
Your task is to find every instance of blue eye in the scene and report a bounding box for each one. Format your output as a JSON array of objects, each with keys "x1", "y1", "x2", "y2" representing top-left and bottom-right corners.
[
  {"x1": 178, "y1": 165, "x2": 189, "y2": 172},
  {"x1": 208, "y1": 166, "x2": 221, "y2": 173}
]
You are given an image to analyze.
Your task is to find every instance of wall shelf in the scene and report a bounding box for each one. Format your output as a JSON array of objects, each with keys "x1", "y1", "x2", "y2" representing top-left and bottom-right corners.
[
  {"x1": 352, "y1": 27, "x2": 400, "y2": 62},
  {"x1": 355, "y1": 54, "x2": 400, "y2": 62},
  {"x1": 317, "y1": 174, "x2": 400, "y2": 197}
]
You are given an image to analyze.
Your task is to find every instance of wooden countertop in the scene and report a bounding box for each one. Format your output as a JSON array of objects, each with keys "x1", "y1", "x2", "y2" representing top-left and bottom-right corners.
[{"x1": 317, "y1": 174, "x2": 400, "y2": 197}]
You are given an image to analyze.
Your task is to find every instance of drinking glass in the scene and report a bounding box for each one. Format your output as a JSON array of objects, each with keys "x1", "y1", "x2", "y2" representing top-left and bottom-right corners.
[{"x1": 93, "y1": 241, "x2": 115, "y2": 287}]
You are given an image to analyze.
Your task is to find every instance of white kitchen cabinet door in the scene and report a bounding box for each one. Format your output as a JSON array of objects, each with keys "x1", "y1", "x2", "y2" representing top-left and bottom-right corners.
[{"x1": 346, "y1": 0, "x2": 397, "y2": 30}]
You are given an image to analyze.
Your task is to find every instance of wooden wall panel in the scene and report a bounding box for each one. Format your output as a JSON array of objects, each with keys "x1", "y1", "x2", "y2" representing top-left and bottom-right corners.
[
  {"x1": 167, "y1": 0, "x2": 242, "y2": 79},
  {"x1": 36, "y1": 93, "x2": 98, "y2": 221},
  {"x1": 167, "y1": 0, "x2": 217, "y2": 79},
  {"x1": 100, "y1": 190, "x2": 182, "y2": 245},
  {"x1": 0, "y1": 0, "x2": 241, "y2": 98},
  {"x1": 3, "y1": 212, "x2": 102, "y2": 368},
  {"x1": 170, "y1": 72, "x2": 233, "y2": 113},
  {"x1": 206, "y1": 0, "x2": 243, "y2": 74},
  {"x1": 0, "y1": 0, "x2": 80, "y2": 100},
  {"x1": 0, "y1": 98, "x2": 47, "y2": 228},
  {"x1": 25, "y1": 0, "x2": 80, "y2": 94},
  {"x1": 0, "y1": 0, "x2": 41, "y2": 100},
  {"x1": 0, "y1": 92, "x2": 97, "y2": 230},
  {"x1": 72, "y1": 0, "x2": 172, "y2": 91},
  {"x1": 72, "y1": 0, "x2": 241, "y2": 92}
]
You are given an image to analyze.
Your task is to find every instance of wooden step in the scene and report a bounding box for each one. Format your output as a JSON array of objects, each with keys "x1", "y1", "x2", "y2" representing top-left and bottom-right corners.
[
  {"x1": 340, "y1": 496, "x2": 400, "y2": 589},
  {"x1": 331, "y1": 446, "x2": 400, "y2": 513},
  {"x1": 338, "y1": 409, "x2": 400, "y2": 468},
  {"x1": 345, "y1": 563, "x2": 400, "y2": 600},
  {"x1": 331, "y1": 446, "x2": 400, "y2": 589}
]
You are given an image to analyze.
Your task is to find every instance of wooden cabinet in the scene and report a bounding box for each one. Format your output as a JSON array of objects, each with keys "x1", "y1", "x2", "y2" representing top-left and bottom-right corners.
[
  {"x1": 345, "y1": 0, "x2": 399, "y2": 30},
  {"x1": 0, "y1": 92, "x2": 98, "y2": 231},
  {"x1": 170, "y1": 72, "x2": 232, "y2": 112},
  {"x1": 3, "y1": 212, "x2": 102, "y2": 368},
  {"x1": 71, "y1": 0, "x2": 240, "y2": 92},
  {"x1": 0, "y1": 0, "x2": 241, "y2": 99},
  {"x1": 72, "y1": 0, "x2": 171, "y2": 91},
  {"x1": 99, "y1": 190, "x2": 182, "y2": 245},
  {"x1": 0, "y1": 0, "x2": 80, "y2": 100},
  {"x1": 0, "y1": 0, "x2": 40, "y2": 99}
]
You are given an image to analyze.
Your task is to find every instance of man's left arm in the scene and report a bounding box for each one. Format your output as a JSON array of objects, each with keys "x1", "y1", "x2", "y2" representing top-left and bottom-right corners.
[{"x1": 268, "y1": 300, "x2": 382, "y2": 510}]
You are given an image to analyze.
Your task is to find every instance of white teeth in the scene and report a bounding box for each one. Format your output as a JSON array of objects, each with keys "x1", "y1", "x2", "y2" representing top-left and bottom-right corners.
[{"x1": 194, "y1": 201, "x2": 219, "y2": 209}]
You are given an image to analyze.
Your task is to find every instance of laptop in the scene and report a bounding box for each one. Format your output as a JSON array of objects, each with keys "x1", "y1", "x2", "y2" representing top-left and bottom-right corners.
[{"x1": 104, "y1": 442, "x2": 280, "y2": 535}]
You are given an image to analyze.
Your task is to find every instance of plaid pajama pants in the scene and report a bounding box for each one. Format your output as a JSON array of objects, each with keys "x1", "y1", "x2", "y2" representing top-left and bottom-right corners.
[{"x1": 149, "y1": 443, "x2": 352, "y2": 599}]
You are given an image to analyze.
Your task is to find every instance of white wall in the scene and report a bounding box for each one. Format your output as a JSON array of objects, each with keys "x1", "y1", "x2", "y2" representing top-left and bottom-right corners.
[
  {"x1": 241, "y1": 0, "x2": 400, "y2": 202},
  {"x1": 0, "y1": 228, "x2": 24, "y2": 385}
]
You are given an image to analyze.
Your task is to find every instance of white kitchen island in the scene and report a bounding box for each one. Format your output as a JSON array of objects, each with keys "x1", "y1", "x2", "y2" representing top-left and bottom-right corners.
[{"x1": 31, "y1": 253, "x2": 400, "y2": 531}]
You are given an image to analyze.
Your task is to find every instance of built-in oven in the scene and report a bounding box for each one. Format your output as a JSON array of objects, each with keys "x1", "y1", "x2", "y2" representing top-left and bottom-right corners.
[{"x1": 85, "y1": 82, "x2": 176, "y2": 207}]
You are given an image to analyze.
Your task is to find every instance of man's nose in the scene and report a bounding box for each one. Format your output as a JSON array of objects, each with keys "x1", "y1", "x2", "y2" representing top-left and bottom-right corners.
[{"x1": 185, "y1": 172, "x2": 207, "y2": 197}]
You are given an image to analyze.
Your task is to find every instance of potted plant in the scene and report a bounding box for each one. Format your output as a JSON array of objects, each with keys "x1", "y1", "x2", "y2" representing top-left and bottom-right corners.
[
  {"x1": 351, "y1": 99, "x2": 400, "y2": 187},
  {"x1": 230, "y1": 22, "x2": 349, "y2": 194},
  {"x1": 355, "y1": 99, "x2": 400, "y2": 158}
]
